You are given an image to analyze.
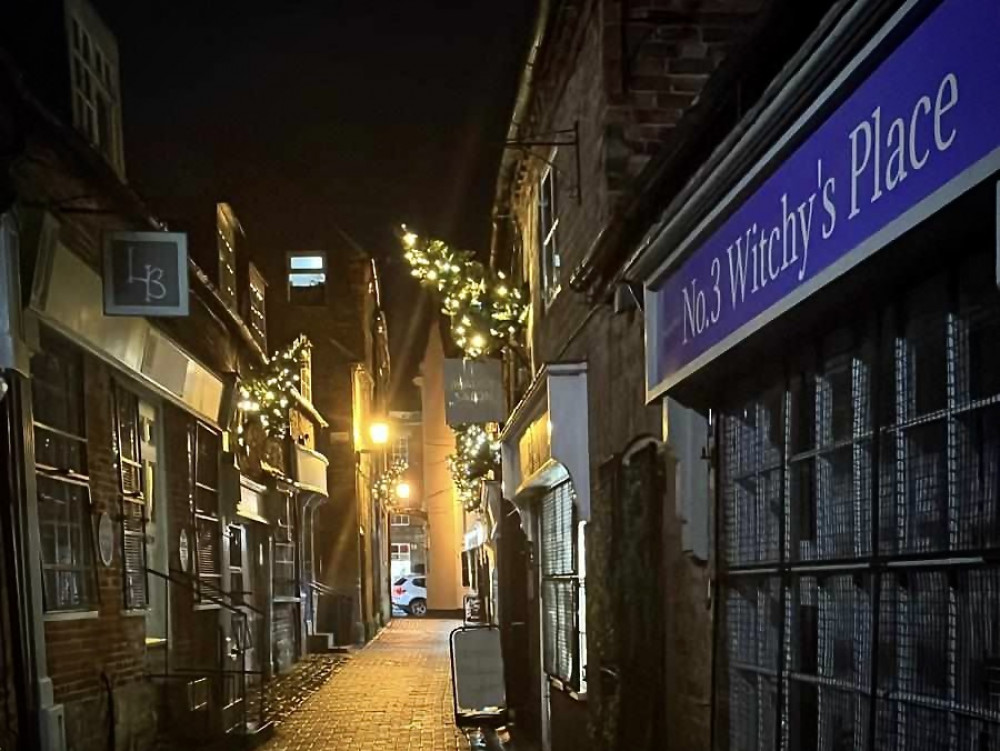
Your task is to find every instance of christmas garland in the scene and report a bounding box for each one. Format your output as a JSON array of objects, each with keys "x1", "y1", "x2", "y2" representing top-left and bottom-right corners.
[
  {"x1": 448, "y1": 423, "x2": 500, "y2": 512},
  {"x1": 372, "y1": 458, "x2": 409, "y2": 507},
  {"x1": 400, "y1": 227, "x2": 526, "y2": 358},
  {"x1": 236, "y1": 335, "x2": 311, "y2": 445}
]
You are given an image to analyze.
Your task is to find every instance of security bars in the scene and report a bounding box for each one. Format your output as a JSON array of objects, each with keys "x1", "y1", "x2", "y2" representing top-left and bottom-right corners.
[{"x1": 720, "y1": 256, "x2": 1000, "y2": 751}]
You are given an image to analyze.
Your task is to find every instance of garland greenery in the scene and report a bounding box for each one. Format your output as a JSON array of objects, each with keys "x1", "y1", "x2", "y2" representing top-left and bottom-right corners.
[
  {"x1": 372, "y1": 458, "x2": 409, "y2": 507},
  {"x1": 236, "y1": 335, "x2": 311, "y2": 445},
  {"x1": 400, "y1": 227, "x2": 526, "y2": 358},
  {"x1": 448, "y1": 423, "x2": 500, "y2": 512}
]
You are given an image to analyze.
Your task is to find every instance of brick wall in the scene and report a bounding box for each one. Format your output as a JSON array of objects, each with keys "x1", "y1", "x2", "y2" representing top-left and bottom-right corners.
[
  {"x1": 42, "y1": 353, "x2": 157, "y2": 751},
  {"x1": 500, "y1": 2, "x2": 750, "y2": 749}
]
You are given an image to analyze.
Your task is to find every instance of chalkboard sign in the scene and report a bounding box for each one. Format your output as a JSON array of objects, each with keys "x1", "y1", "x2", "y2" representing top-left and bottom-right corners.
[
  {"x1": 464, "y1": 594, "x2": 485, "y2": 624},
  {"x1": 103, "y1": 231, "x2": 189, "y2": 316}
]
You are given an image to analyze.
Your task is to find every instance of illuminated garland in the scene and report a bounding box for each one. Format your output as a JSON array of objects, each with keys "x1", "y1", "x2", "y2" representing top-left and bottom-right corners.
[
  {"x1": 236, "y1": 335, "x2": 311, "y2": 444},
  {"x1": 372, "y1": 458, "x2": 409, "y2": 507},
  {"x1": 400, "y1": 227, "x2": 526, "y2": 358},
  {"x1": 448, "y1": 423, "x2": 500, "y2": 512}
]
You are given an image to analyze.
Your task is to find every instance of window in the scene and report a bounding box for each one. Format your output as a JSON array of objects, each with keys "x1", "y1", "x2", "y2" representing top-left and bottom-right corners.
[
  {"x1": 287, "y1": 252, "x2": 327, "y2": 306},
  {"x1": 391, "y1": 436, "x2": 409, "y2": 467},
  {"x1": 228, "y1": 525, "x2": 247, "y2": 604},
  {"x1": 191, "y1": 423, "x2": 222, "y2": 597},
  {"x1": 718, "y1": 255, "x2": 1000, "y2": 750},
  {"x1": 31, "y1": 331, "x2": 98, "y2": 612},
  {"x1": 461, "y1": 550, "x2": 479, "y2": 590},
  {"x1": 113, "y1": 385, "x2": 148, "y2": 610},
  {"x1": 413, "y1": 577, "x2": 426, "y2": 589},
  {"x1": 247, "y1": 263, "x2": 267, "y2": 352},
  {"x1": 390, "y1": 543, "x2": 410, "y2": 561},
  {"x1": 273, "y1": 494, "x2": 297, "y2": 599},
  {"x1": 391, "y1": 514, "x2": 410, "y2": 527},
  {"x1": 298, "y1": 345, "x2": 312, "y2": 403},
  {"x1": 67, "y1": 11, "x2": 123, "y2": 173},
  {"x1": 538, "y1": 166, "x2": 561, "y2": 306},
  {"x1": 217, "y1": 203, "x2": 239, "y2": 311},
  {"x1": 540, "y1": 482, "x2": 581, "y2": 688}
]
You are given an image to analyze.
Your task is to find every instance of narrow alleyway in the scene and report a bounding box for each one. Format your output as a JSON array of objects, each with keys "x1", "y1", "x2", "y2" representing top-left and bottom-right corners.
[{"x1": 261, "y1": 619, "x2": 468, "y2": 751}]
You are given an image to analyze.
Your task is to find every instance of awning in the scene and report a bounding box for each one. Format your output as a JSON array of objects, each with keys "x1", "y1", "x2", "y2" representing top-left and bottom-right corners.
[{"x1": 498, "y1": 363, "x2": 590, "y2": 521}]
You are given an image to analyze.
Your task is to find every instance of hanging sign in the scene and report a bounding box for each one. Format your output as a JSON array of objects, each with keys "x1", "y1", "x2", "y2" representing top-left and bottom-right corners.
[
  {"x1": 97, "y1": 512, "x2": 114, "y2": 566},
  {"x1": 444, "y1": 359, "x2": 504, "y2": 426},
  {"x1": 647, "y1": 0, "x2": 1000, "y2": 396},
  {"x1": 103, "y1": 231, "x2": 189, "y2": 317}
]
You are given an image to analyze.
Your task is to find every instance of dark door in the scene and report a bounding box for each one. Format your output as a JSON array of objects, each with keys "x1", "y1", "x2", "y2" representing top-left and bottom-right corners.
[{"x1": 498, "y1": 499, "x2": 538, "y2": 739}]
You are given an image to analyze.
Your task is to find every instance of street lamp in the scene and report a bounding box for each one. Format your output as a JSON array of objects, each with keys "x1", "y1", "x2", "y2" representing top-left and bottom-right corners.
[
  {"x1": 369, "y1": 420, "x2": 390, "y2": 446},
  {"x1": 396, "y1": 482, "x2": 411, "y2": 500}
]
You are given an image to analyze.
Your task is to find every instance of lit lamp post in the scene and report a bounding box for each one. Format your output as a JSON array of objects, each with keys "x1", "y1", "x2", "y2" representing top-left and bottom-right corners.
[
  {"x1": 395, "y1": 481, "x2": 410, "y2": 500},
  {"x1": 369, "y1": 420, "x2": 390, "y2": 446}
]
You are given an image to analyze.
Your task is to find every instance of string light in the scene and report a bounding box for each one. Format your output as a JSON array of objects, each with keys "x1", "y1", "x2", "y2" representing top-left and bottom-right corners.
[
  {"x1": 397, "y1": 225, "x2": 526, "y2": 358},
  {"x1": 447, "y1": 423, "x2": 500, "y2": 512},
  {"x1": 236, "y1": 335, "x2": 311, "y2": 446},
  {"x1": 372, "y1": 459, "x2": 409, "y2": 507}
]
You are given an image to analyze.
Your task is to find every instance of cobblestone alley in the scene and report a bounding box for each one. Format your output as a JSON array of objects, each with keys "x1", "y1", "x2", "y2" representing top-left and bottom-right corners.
[{"x1": 260, "y1": 619, "x2": 468, "y2": 751}]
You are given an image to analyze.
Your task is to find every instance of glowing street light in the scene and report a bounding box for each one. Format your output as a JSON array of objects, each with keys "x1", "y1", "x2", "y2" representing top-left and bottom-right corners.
[
  {"x1": 396, "y1": 481, "x2": 411, "y2": 500},
  {"x1": 369, "y1": 420, "x2": 390, "y2": 446}
]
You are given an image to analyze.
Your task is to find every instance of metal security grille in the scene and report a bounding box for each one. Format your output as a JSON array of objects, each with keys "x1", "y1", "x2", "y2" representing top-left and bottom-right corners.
[
  {"x1": 719, "y1": 257, "x2": 1000, "y2": 751},
  {"x1": 540, "y1": 481, "x2": 578, "y2": 687}
]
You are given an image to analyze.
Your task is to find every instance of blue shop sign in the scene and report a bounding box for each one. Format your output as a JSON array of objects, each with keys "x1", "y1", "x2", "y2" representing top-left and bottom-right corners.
[{"x1": 646, "y1": 0, "x2": 1000, "y2": 398}]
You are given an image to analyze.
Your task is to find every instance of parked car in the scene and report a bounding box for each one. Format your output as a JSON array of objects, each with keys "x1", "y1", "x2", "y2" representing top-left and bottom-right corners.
[{"x1": 392, "y1": 574, "x2": 428, "y2": 617}]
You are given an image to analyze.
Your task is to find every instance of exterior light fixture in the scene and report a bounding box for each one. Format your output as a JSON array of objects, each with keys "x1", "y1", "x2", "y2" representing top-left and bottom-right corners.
[
  {"x1": 396, "y1": 482, "x2": 411, "y2": 500},
  {"x1": 369, "y1": 421, "x2": 390, "y2": 446}
]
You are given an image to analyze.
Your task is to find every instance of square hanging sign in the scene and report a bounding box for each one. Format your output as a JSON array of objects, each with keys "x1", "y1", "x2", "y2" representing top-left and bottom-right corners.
[{"x1": 103, "y1": 231, "x2": 189, "y2": 316}]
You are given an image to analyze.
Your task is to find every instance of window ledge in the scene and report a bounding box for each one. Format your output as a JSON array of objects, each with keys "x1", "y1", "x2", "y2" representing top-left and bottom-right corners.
[
  {"x1": 193, "y1": 602, "x2": 222, "y2": 611},
  {"x1": 273, "y1": 596, "x2": 301, "y2": 604},
  {"x1": 121, "y1": 609, "x2": 148, "y2": 617},
  {"x1": 145, "y1": 637, "x2": 167, "y2": 648},
  {"x1": 45, "y1": 610, "x2": 99, "y2": 622}
]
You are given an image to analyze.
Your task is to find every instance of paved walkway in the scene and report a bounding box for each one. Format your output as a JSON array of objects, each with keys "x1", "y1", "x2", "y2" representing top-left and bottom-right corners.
[{"x1": 260, "y1": 618, "x2": 467, "y2": 751}]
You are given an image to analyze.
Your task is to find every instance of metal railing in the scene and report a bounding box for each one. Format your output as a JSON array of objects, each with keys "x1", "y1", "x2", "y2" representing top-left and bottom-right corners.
[{"x1": 144, "y1": 567, "x2": 272, "y2": 741}]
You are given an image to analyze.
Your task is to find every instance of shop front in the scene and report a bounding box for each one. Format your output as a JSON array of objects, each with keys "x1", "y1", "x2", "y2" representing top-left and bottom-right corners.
[
  {"x1": 499, "y1": 363, "x2": 590, "y2": 751},
  {"x1": 634, "y1": 0, "x2": 1000, "y2": 748}
]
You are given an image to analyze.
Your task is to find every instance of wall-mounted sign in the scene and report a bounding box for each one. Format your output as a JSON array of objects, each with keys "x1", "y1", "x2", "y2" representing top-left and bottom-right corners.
[
  {"x1": 444, "y1": 359, "x2": 504, "y2": 426},
  {"x1": 178, "y1": 528, "x2": 190, "y2": 572},
  {"x1": 97, "y1": 512, "x2": 114, "y2": 566},
  {"x1": 518, "y1": 413, "x2": 550, "y2": 480},
  {"x1": 646, "y1": 0, "x2": 1000, "y2": 396},
  {"x1": 103, "y1": 231, "x2": 189, "y2": 317}
]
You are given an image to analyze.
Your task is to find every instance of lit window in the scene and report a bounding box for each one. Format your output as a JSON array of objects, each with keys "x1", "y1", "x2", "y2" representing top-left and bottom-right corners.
[
  {"x1": 391, "y1": 543, "x2": 411, "y2": 562},
  {"x1": 391, "y1": 514, "x2": 410, "y2": 527},
  {"x1": 217, "y1": 203, "x2": 239, "y2": 310},
  {"x1": 248, "y1": 262, "x2": 267, "y2": 351},
  {"x1": 67, "y1": 7, "x2": 124, "y2": 175},
  {"x1": 287, "y1": 252, "x2": 327, "y2": 305},
  {"x1": 391, "y1": 436, "x2": 409, "y2": 467},
  {"x1": 538, "y1": 165, "x2": 561, "y2": 306}
]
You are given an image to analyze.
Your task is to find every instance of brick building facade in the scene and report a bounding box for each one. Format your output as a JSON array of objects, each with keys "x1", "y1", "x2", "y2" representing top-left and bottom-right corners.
[
  {"x1": 0, "y1": 2, "x2": 349, "y2": 748},
  {"x1": 489, "y1": 2, "x2": 832, "y2": 751}
]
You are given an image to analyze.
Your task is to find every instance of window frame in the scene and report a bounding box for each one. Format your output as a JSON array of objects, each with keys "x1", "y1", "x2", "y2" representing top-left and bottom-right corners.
[
  {"x1": 31, "y1": 330, "x2": 99, "y2": 613},
  {"x1": 248, "y1": 262, "x2": 267, "y2": 352},
  {"x1": 390, "y1": 514, "x2": 410, "y2": 527},
  {"x1": 298, "y1": 345, "x2": 312, "y2": 404},
  {"x1": 66, "y1": 10, "x2": 123, "y2": 174},
  {"x1": 391, "y1": 436, "x2": 409, "y2": 467},
  {"x1": 538, "y1": 163, "x2": 562, "y2": 307},
  {"x1": 112, "y1": 383, "x2": 149, "y2": 611},
  {"x1": 390, "y1": 543, "x2": 411, "y2": 562},
  {"x1": 191, "y1": 422, "x2": 222, "y2": 599},
  {"x1": 272, "y1": 493, "x2": 298, "y2": 601},
  {"x1": 217, "y1": 204, "x2": 239, "y2": 312},
  {"x1": 286, "y1": 251, "x2": 328, "y2": 306}
]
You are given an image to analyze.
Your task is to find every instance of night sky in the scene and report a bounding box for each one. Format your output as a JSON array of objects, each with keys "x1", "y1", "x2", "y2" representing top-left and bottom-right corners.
[{"x1": 89, "y1": 0, "x2": 537, "y2": 396}]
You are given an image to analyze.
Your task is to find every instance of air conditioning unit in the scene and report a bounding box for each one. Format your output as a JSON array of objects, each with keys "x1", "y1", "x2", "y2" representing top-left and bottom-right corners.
[{"x1": 40, "y1": 704, "x2": 66, "y2": 751}]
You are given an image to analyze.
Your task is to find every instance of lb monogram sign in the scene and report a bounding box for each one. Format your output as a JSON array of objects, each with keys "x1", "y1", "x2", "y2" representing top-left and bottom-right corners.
[{"x1": 103, "y1": 231, "x2": 189, "y2": 317}]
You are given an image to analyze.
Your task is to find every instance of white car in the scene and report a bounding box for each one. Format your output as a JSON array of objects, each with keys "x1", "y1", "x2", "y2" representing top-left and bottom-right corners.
[{"x1": 392, "y1": 574, "x2": 428, "y2": 617}]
